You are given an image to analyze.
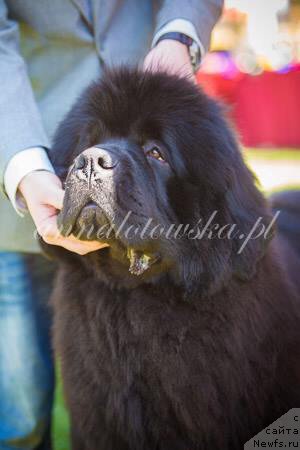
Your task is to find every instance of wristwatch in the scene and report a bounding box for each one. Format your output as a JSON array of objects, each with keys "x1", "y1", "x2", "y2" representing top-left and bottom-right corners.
[{"x1": 155, "y1": 31, "x2": 201, "y2": 71}]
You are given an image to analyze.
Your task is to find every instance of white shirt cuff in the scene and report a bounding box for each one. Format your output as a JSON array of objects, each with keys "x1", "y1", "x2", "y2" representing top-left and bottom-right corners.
[
  {"x1": 152, "y1": 18, "x2": 205, "y2": 62},
  {"x1": 4, "y1": 147, "x2": 54, "y2": 216}
]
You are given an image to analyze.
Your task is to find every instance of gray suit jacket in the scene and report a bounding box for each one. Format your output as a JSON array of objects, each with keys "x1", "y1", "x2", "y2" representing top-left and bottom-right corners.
[{"x1": 0, "y1": 0, "x2": 223, "y2": 252}]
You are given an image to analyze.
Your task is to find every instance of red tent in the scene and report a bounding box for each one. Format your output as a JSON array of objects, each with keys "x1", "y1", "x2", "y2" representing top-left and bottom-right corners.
[{"x1": 197, "y1": 67, "x2": 300, "y2": 148}]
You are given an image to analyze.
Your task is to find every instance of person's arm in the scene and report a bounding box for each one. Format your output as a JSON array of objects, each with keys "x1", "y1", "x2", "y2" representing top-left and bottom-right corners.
[
  {"x1": 4, "y1": 147, "x2": 55, "y2": 213},
  {"x1": 144, "y1": 0, "x2": 224, "y2": 76},
  {"x1": 154, "y1": 0, "x2": 224, "y2": 58},
  {"x1": 0, "y1": 1, "x2": 105, "y2": 254},
  {"x1": 0, "y1": 1, "x2": 50, "y2": 184}
]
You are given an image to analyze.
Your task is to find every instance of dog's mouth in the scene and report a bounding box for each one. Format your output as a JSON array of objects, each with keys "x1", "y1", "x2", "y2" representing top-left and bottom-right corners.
[
  {"x1": 57, "y1": 199, "x2": 109, "y2": 238},
  {"x1": 58, "y1": 200, "x2": 161, "y2": 276}
]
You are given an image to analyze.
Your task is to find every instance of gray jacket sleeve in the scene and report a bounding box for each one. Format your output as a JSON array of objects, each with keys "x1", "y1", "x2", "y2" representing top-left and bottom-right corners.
[
  {"x1": 154, "y1": 0, "x2": 224, "y2": 54},
  {"x1": 0, "y1": 0, "x2": 49, "y2": 191}
]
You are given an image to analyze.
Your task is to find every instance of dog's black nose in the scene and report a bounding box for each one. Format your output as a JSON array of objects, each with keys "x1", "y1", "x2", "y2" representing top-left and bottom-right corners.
[{"x1": 74, "y1": 147, "x2": 119, "y2": 173}]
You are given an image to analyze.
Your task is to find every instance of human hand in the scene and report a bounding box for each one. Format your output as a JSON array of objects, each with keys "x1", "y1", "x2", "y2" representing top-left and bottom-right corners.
[
  {"x1": 143, "y1": 39, "x2": 195, "y2": 80},
  {"x1": 19, "y1": 171, "x2": 108, "y2": 255}
]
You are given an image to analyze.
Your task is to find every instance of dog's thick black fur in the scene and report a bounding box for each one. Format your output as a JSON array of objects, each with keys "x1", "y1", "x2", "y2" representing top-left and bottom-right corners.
[{"x1": 43, "y1": 68, "x2": 300, "y2": 450}]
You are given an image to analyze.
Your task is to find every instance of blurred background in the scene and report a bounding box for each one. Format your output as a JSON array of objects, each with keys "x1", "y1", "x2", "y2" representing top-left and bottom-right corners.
[
  {"x1": 196, "y1": 0, "x2": 300, "y2": 195},
  {"x1": 53, "y1": 2, "x2": 300, "y2": 448}
]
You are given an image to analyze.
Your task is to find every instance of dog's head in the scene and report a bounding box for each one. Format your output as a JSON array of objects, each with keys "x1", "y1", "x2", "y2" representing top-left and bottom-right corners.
[{"x1": 46, "y1": 68, "x2": 273, "y2": 296}]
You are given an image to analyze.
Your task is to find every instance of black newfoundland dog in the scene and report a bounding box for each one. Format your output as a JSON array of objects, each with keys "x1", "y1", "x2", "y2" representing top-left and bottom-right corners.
[{"x1": 43, "y1": 68, "x2": 300, "y2": 450}]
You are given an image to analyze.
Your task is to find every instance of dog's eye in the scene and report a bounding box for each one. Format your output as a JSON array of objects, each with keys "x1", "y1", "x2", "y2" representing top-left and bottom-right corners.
[{"x1": 146, "y1": 146, "x2": 165, "y2": 163}]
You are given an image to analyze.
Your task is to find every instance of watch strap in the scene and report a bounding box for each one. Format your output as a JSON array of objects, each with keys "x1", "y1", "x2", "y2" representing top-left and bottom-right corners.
[
  {"x1": 156, "y1": 32, "x2": 194, "y2": 48},
  {"x1": 155, "y1": 32, "x2": 200, "y2": 71}
]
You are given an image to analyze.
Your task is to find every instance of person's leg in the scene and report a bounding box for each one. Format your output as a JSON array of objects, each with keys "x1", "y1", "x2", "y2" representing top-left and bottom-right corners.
[{"x1": 0, "y1": 252, "x2": 56, "y2": 450}]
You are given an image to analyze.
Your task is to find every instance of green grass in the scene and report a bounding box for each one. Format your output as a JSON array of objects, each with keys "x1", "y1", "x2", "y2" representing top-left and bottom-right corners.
[
  {"x1": 245, "y1": 148, "x2": 300, "y2": 162},
  {"x1": 53, "y1": 369, "x2": 70, "y2": 450},
  {"x1": 52, "y1": 147, "x2": 300, "y2": 449},
  {"x1": 245, "y1": 147, "x2": 300, "y2": 194}
]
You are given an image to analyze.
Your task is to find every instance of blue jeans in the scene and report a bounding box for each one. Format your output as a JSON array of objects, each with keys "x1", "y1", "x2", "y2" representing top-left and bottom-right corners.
[{"x1": 0, "y1": 252, "x2": 55, "y2": 450}]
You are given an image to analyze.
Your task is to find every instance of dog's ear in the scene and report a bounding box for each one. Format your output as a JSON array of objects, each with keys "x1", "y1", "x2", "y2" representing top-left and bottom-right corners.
[
  {"x1": 196, "y1": 97, "x2": 275, "y2": 283},
  {"x1": 174, "y1": 96, "x2": 275, "y2": 296},
  {"x1": 226, "y1": 158, "x2": 275, "y2": 281}
]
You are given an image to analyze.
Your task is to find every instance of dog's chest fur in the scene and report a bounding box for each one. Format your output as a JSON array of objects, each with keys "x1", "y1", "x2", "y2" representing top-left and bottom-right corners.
[{"x1": 51, "y1": 255, "x2": 298, "y2": 450}]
